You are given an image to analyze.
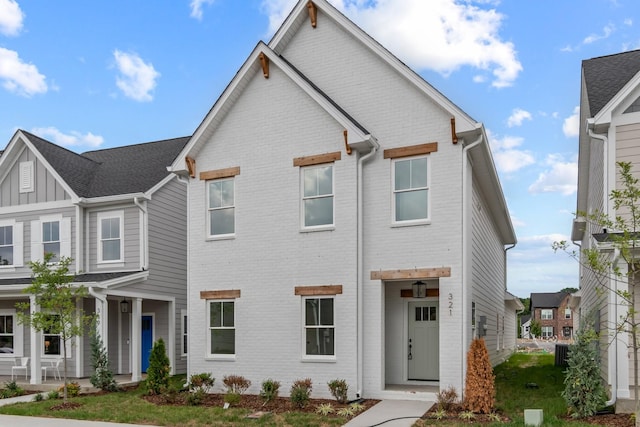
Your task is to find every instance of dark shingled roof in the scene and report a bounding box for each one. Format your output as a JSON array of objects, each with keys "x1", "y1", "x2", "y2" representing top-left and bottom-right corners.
[
  {"x1": 0, "y1": 271, "x2": 142, "y2": 287},
  {"x1": 530, "y1": 292, "x2": 569, "y2": 311},
  {"x1": 583, "y1": 49, "x2": 640, "y2": 116},
  {"x1": 21, "y1": 130, "x2": 190, "y2": 198}
]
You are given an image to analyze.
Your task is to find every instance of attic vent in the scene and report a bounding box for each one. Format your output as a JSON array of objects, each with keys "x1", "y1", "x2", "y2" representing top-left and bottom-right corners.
[
  {"x1": 624, "y1": 96, "x2": 640, "y2": 114},
  {"x1": 19, "y1": 161, "x2": 34, "y2": 193}
]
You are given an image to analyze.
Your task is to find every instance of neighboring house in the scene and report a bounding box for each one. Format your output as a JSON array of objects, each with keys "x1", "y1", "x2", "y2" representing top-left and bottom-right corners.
[
  {"x1": 0, "y1": 130, "x2": 188, "y2": 384},
  {"x1": 529, "y1": 292, "x2": 573, "y2": 340},
  {"x1": 520, "y1": 314, "x2": 532, "y2": 339},
  {"x1": 573, "y1": 48, "x2": 640, "y2": 410},
  {"x1": 169, "y1": 0, "x2": 521, "y2": 400}
]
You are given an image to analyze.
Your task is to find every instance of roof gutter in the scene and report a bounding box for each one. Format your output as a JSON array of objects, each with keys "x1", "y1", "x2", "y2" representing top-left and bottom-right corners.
[{"x1": 356, "y1": 135, "x2": 379, "y2": 399}]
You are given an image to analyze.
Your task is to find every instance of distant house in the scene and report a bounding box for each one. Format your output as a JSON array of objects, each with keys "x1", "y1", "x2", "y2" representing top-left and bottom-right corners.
[
  {"x1": 0, "y1": 130, "x2": 188, "y2": 384},
  {"x1": 572, "y1": 48, "x2": 640, "y2": 411},
  {"x1": 520, "y1": 314, "x2": 532, "y2": 339},
  {"x1": 529, "y1": 292, "x2": 573, "y2": 340},
  {"x1": 169, "y1": 0, "x2": 522, "y2": 400}
]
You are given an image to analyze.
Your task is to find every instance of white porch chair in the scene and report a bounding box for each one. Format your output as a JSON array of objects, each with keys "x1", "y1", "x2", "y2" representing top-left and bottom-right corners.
[
  {"x1": 11, "y1": 357, "x2": 29, "y2": 380},
  {"x1": 42, "y1": 358, "x2": 62, "y2": 381}
]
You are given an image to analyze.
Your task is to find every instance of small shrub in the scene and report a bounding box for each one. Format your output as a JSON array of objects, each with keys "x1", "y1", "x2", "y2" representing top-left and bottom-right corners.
[
  {"x1": 459, "y1": 410, "x2": 476, "y2": 421},
  {"x1": 260, "y1": 379, "x2": 280, "y2": 405},
  {"x1": 33, "y1": 393, "x2": 44, "y2": 402},
  {"x1": 316, "y1": 403, "x2": 334, "y2": 415},
  {"x1": 436, "y1": 385, "x2": 458, "y2": 411},
  {"x1": 224, "y1": 392, "x2": 241, "y2": 406},
  {"x1": 47, "y1": 390, "x2": 60, "y2": 400},
  {"x1": 186, "y1": 389, "x2": 205, "y2": 406},
  {"x1": 90, "y1": 330, "x2": 118, "y2": 392},
  {"x1": 431, "y1": 408, "x2": 447, "y2": 420},
  {"x1": 350, "y1": 402, "x2": 365, "y2": 413},
  {"x1": 337, "y1": 406, "x2": 355, "y2": 418},
  {"x1": 463, "y1": 338, "x2": 495, "y2": 414},
  {"x1": 488, "y1": 412, "x2": 502, "y2": 422},
  {"x1": 189, "y1": 373, "x2": 215, "y2": 393},
  {"x1": 222, "y1": 374, "x2": 251, "y2": 395},
  {"x1": 59, "y1": 381, "x2": 81, "y2": 397},
  {"x1": 146, "y1": 338, "x2": 171, "y2": 395},
  {"x1": 161, "y1": 382, "x2": 183, "y2": 404},
  {"x1": 327, "y1": 378, "x2": 348, "y2": 404},
  {"x1": 290, "y1": 378, "x2": 312, "y2": 409},
  {"x1": 1, "y1": 381, "x2": 24, "y2": 398}
]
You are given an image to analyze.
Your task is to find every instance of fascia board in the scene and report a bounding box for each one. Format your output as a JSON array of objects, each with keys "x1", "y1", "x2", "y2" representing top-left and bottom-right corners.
[
  {"x1": 594, "y1": 69, "x2": 640, "y2": 126},
  {"x1": 268, "y1": 0, "x2": 477, "y2": 133}
]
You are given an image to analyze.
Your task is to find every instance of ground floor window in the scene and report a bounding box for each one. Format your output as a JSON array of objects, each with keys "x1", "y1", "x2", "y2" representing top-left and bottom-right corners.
[
  {"x1": 43, "y1": 315, "x2": 62, "y2": 356},
  {"x1": 541, "y1": 326, "x2": 553, "y2": 338},
  {"x1": 207, "y1": 301, "x2": 234, "y2": 356},
  {"x1": 304, "y1": 297, "x2": 334, "y2": 356},
  {"x1": 181, "y1": 309, "x2": 188, "y2": 356},
  {"x1": 563, "y1": 326, "x2": 572, "y2": 338},
  {"x1": 0, "y1": 314, "x2": 14, "y2": 354}
]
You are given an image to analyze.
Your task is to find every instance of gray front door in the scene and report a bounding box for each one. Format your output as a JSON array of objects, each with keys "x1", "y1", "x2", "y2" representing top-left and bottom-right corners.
[{"x1": 408, "y1": 301, "x2": 439, "y2": 381}]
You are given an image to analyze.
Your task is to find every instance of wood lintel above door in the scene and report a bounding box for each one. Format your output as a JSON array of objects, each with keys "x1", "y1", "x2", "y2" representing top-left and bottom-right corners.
[{"x1": 370, "y1": 267, "x2": 451, "y2": 281}]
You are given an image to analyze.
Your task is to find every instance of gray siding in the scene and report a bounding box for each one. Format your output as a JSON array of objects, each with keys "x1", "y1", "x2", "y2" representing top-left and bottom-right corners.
[{"x1": 87, "y1": 205, "x2": 140, "y2": 272}]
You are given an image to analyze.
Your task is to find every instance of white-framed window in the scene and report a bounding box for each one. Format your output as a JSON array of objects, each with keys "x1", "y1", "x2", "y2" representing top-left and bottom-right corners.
[
  {"x1": 392, "y1": 156, "x2": 429, "y2": 223},
  {"x1": 0, "y1": 309, "x2": 22, "y2": 357},
  {"x1": 31, "y1": 216, "x2": 71, "y2": 263},
  {"x1": 565, "y1": 308, "x2": 571, "y2": 319},
  {"x1": 19, "y1": 161, "x2": 34, "y2": 193},
  {"x1": 97, "y1": 211, "x2": 123, "y2": 263},
  {"x1": 541, "y1": 309, "x2": 553, "y2": 320},
  {"x1": 302, "y1": 164, "x2": 334, "y2": 229},
  {"x1": 303, "y1": 297, "x2": 335, "y2": 357},
  {"x1": 541, "y1": 326, "x2": 553, "y2": 338},
  {"x1": 43, "y1": 314, "x2": 62, "y2": 356},
  {"x1": 207, "y1": 300, "x2": 235, "y2": 357},
  {"x1": 181, "y1": 309, "x2": 188, "y2": 357},
  {"x1": 0, "y1": 220, "x2": 23, "y2": 267},
  {"x1": 207, "y1": 178, "x2": 235, "y2": 237}
]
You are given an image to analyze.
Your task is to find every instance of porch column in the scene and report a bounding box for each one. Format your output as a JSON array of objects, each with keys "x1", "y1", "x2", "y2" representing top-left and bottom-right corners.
[
  {"x1": 131, "y1": 298, "x2": 142, "y2": 382},
  {"x1": 29, "y1": 295, "x2": 42, "y2": 385}
]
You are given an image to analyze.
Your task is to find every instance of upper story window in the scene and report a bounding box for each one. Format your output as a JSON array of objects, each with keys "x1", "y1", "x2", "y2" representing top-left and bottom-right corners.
[
  {"x1": 208, "y1": 178, "x2": 235, "y2": 237},
  {"x1": 302, "y1": 165, "x2": 334, "y2": 228},
  {"x1": 0, "y1": 220, "x2": 23, "y2": 267},
  {"x1": 541, "y1": 309, "x2": 553, "y2": 320},
  {"x1": 393, "y1": 156, "x2": 429, "y2": 223},
  {"x1": 98, "y1": 211, "x2": 123, "y2": 263},
  {"x1": 31, "y1": 216, "x2": 71, "y2": 263},
  {"x1": 42, "y1": 221, "x2": 60, "y2": 262},
  {"x1": 565, "y1": 308, "x2": 571, "y2": 319}
]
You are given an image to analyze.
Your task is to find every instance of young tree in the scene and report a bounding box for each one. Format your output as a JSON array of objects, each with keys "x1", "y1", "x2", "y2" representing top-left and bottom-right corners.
[
  {"x1": 554, "y1": 161, "x2": 640, "y2": 423},
  {"x1": 529, "y1": 319, "x2": 542, "y2": 338},
  {"x1": 146, "y1": 338, "x2": 171, "y2": 395},
  {"x1": 90, "y1": 325, "x2": 118, "y2": 392},
  {"x1": 16, "y1": 254, "x2": 93, "y2": 401},
  {"x1": 463, "y1": 338, "x2": 495, "y2": 414}
]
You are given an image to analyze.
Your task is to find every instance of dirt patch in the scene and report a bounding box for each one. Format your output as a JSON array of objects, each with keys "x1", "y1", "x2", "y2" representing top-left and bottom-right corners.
[{"x1": 50, "y1": 401, "x2": 83, "y2": 411}]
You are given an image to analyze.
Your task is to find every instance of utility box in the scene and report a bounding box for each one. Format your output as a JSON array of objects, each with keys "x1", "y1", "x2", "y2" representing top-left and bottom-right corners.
[
  {"x1": 555, "y1": 344, "x2": 569, "y2": 366},
  {"x1": 524, "y1": 409, "x2": 543, "y2": 426}
]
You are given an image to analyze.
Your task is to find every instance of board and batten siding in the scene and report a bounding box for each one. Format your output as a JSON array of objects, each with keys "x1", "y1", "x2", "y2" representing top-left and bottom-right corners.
[
  {"x1": 0, "y1": 145, "x2": 69, "y2": 207},
  {"x1": 86, "y1": 205, "x2": 140, "y2": 272}
]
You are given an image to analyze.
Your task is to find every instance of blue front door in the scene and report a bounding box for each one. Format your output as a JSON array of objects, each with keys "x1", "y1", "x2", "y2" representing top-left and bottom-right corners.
[{"x1": 141, "y1": 316, "x2": 153, "y2": 372}]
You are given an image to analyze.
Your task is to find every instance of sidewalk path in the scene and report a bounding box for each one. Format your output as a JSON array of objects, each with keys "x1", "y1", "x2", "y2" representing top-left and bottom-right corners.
[
  {"x1": 344, "y1": 399, "x2": 433, "y2": 427},
  {"x1": 0, "y1": 415, "x2": 161, "y2": 426}
]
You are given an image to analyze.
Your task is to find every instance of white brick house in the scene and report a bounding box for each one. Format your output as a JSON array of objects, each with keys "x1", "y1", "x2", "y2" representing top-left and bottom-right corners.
[{"x1": 170, "y1": 0, "x2": 520, "y2": 400}]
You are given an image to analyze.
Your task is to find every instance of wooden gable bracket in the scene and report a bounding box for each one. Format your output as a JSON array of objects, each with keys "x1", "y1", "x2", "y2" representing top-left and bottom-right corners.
[
  {"x1": 259, "y1": 52, "x2": 269, "y2": 79},
  {"x1": 343, "y1": 130, "x2": 352, "y2": 155},
  {"x1": 185, "y1": 156, "x2": 196, "y2": 178},
  {"x1": 450, "y1": 117, "x2": 458, "y2": 144},
  {"x1": 307, "y1": 1, "x2": 317, "y2": 28}
]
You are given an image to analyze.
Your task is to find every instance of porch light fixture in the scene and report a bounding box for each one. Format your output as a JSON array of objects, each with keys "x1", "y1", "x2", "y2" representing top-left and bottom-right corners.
[
  {"x1": 120, "y1": 299, "x2": 130, "y2": 313},
  {"x1": 412, "y1": 280, "x2": 427, "y2": 298}
]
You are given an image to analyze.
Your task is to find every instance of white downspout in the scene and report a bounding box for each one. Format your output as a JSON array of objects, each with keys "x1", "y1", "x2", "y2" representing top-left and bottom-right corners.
[
  {"x1": 588, "y1": 126, "x2": 617, "y2": 407},
  {"x1": 175, "y1": 174, "x2": 190, "y2": 382},
  {"x1": 357, "y1": 136, "x2": 379, "y2": 398},
  {"x1": 461, "y1": 131, "x2": 483, "y2": 396},
  {"x1": 133, "y1": 197, "x2": 148, "y2": 270}
]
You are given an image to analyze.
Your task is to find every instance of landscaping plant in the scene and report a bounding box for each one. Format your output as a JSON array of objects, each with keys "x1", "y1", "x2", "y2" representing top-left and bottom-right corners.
[
  {"x1": 146, "y1": 338, "x2": 171, "y2": 395},
  {"x1": 327, "y1": 378, "x2": 348, "y2": 404},
  {"x1": 463, "y1": 338, "x2": 495, "y2": 414},
  {"x1": 259, "y1": 378, "x2": 280, "y2": 405},
  {"x1": 290, "y1": 378, "x2": 313, "y2": 409},
  {"x1": 222, "y1": 374, "x2": 251, "y2": 406},
  {"x1": 90, "y1": 326, "x2": 118, "y2": 392}
]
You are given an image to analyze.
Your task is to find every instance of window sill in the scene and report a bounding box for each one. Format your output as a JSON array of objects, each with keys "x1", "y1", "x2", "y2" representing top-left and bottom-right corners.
[
  {"x1": 205, "y1": 355, "x2": 236, "y2": 361},
  {"x1": 301, "y1": 356, "x2": 336, "y2": 363},
  {"x1": 97, "y1": 262, "x2": 125, "y2": 268},
  {"x1": 206, "y1": 234, "x2": 235, "y2": 242},
  {"x1": 0, "y1": 266, "x2": 16, "y2": 272},
  {"x1": 391, "y1": 219, "x2": 430, "y2": 228},
  {"x1": 300, "y1": 225, "x2": 335, "y2": 233}
]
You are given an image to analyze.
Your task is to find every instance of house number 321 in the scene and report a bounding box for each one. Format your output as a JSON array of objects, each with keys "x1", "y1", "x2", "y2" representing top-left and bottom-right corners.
[{"x1": 448, "y1": 293, "x2": 453, "y2": 316}]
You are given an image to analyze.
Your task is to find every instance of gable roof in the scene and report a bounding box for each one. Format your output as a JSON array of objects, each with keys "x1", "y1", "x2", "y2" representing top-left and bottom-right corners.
[
  {"x1": 11, "y1": 131, "x2": 189, "y2": 199},
  {"x1": 583, "y1": 49, "x2": 640, "y2": 117},
  {"x1": 530, "y1": 292, "x2": 569, "y2": 310}
]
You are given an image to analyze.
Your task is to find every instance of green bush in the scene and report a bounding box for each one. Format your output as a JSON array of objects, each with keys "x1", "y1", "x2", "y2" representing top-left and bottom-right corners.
[
  {"x1": 259, "y1": 378, "x2": 280, "y2": 405},
  {"x1": 224, "y1": 392, "x2": 241, "y2": 406},
  {"x1": 189, "y1": 373, "x2": 215, "y2": 393},
  {"x1": 90, "y1": 329, "x2": 118, "y2": 392},
  {"x1": 290, "y1": 378, "x2": 312, "y2": 409},
  {"x1": 58, "y1": 381, "x2": 80, "y2": 397},
  {"x1": 222, "y1": 374, "x2": 251, "y2": 395},
  {"x1": 327, "y1": 379, "x2": 348, "y2": 404},
  {"x1": 146, "y1": 338, "x2": 171, "y2": 395},
  {"x1": 47, "y1": 390, "x2": 60, "y2": 400}
]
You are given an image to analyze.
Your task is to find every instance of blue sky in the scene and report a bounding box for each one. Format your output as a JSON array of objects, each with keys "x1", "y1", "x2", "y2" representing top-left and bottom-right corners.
[{"x1": 1, "y1": 0, "x2": 638, "y2": 298}]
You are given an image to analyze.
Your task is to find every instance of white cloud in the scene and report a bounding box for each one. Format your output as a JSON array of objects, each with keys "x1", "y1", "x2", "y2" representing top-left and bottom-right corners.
[
  {"x1": 0, "y1": 47, "x2": 47, "y2": 96},
  {"x1": 113, "y1": 50, "x2": 160, "y2": 102},
  {"x1": 261, "y1": 0, "x2": 522, "y2": 88},
  {"x1": 0, "y1": 0, "x2": 23, "y2": 36},
  {"x1": 563, "y1": 106, "x2": 580, "y2": 138},
  {"x1": 583, "y1": 23, "x2": 615, "y2": 44},
  {"x1": 528, "y1": 154, "x2": 577, "y2": 196},
  {"x1": 487, "y1": 132, "x2": 535, "y2": 174},
  {"x1": 31, "y1": 127, "x2": 104, "y2": 148},
  {"x1": 507, "y1": 108, "x2": 532, "y2": 127},
  {"x1": 190, "y1": 0, "x2": 215, "y2": 20}
]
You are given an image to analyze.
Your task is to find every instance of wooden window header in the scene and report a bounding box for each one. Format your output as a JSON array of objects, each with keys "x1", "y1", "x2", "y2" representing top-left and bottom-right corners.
[
  {"x1": 199, "y1": 166, "x2": 240, "y2": 181},
  {"x1": 293, "y1": 151, "x2": 341, "y2": 167},
  {"x1": 295, "y1": 285, "x2": 343, "y2": 296},
  {"x1": 370, "y1": 267, "x2": 451, "y2": 281},
  {"x1": 200, "y1": 290, "x2": 241, "y2": 299},
  {"x1": 383, "y1": 142, "x2": 438, "y2": 159}
]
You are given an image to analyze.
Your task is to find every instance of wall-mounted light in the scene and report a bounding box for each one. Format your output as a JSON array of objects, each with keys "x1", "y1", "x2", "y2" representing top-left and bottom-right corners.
[
  {"x1": 120, "y1": 299, "x2": 130, "y2": 313},
  {"x1": 412, "y1": 280, "x2": 426, "y2": 298}
]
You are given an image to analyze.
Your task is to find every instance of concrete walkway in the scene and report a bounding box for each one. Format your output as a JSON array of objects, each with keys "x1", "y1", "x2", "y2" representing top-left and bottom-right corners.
[
  {"x1": 0, "y1": 414, "x2": 161, "y2": 427},
  {"x1": 344, "y1": 399, "x2": 434, "y2": 427}
]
